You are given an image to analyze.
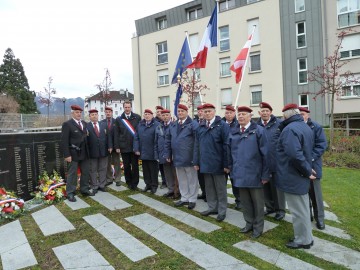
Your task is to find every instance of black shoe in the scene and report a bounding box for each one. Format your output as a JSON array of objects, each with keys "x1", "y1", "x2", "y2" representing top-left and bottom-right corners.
[
  {"x1": 129, "y1": 185, "x2": 138, "y2": 191},
  {"x1": 200, "y1": 210, "x2": 218, "y2": 216},
  {"x1": 316, "y1": 220, "x2": 325, "y2": 230},
  {"x1": 116, "y1": 182, "x2": 121, "y2": 186},
  {"x1": 240, "y1": 226, "x2": 253, "y2": 233},
  {"x1": 264, "y1": 210, "x2": 275, "y2": 216},
  {"x1": 172, "y1": 194, "x2": 180, "y2": 200},
  {"x1": 188, "y1": 202, "x2": 196, "y2": 210},
  {"x1": 174, "y1": 200, "x2": 188, "y2": 207},
  {"x1": 216, "y1": 214, "x2": 226, "y2": 222},
  {"x1": 163, "y1": 192, "x2": 174, "y2": 198},
  {"x1": 67, "y1": 194, "x2": 77, "y2": 202},
  {"x1": 252, "y1": 231, "x2": 262, "y2": 239},
  {"x1": 142, "y1": 186, "x2": 151, "y2": 192},
  {"x1": 151, "y1": 188, "x2": 157, "y2": 194},
  {"x1": 235, "y1": 202, "x2": 242, "y2": 210},
  {"x1": 286, "y1": 241, "x2": 313, "y2": 249},
  {"x1": 81, "y1": 191, "x2": 95, "y2": 196},
  {"x1": 197, "y1": 194, "x2": 206, "y2": 200},
  {"x1": 289, "y1": 238, "x2": 314, "y2": 246},
  {"x1": 92, "y1": 189, "x2": 98, "y2": 194},
  {"x1": 105, "y1": 181, "x2": 113, "y2": 186},
  {"x1": 275, "y1": 212, "x2": 285, "y2": 221},
  {"x1": 98, "y1": 187, "x2": 107, "y2": 192},
  {"x1": 160, "y1": 183, "x2": 167, "y2": 189}
]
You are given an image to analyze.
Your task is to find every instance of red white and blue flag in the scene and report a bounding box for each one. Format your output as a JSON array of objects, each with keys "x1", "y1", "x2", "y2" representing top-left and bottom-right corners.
[
  {"x1": 186, "y1": 5, "x2": 218, "y2": 69},
  {"x1": 121, "y1": 118, "x2": 136, "y2": 137}
]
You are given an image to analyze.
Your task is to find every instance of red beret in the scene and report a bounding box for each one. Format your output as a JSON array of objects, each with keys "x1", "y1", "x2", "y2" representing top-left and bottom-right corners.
[
  {"x1": 144, "y1": 109, "x2": 153, "y2": 114},
  {"x1": 282, "y1": 103, "x2": 298, "y2": 112},
  {"x1": 177, "y1": 104, "x2": 188, "y2": 111},
  {"x1": 105, "y1": 106, "x2": 113, "y2": 111},
  {"x1": 299, "y1": 107, "x2": 310, "y2": 113},
  {"x1": 161, "y1": 109, "x2": 170, "y2": 114},
  {"x1": 197, "y1": 105, "x2": 203, "y2": 110},
  {"x1": 259, "y1": 102, "x2": 273, "y2": 111},
  {"x1": 156, "y1": 105, "x2": 164, "y2": 110},
  {"x1": 237, "y1": 106, "x2": 253, "y2": 113},
  {"x1": 88, "y1": 109, "x2": 98, "y2": 114},
  {"x1": 225, "y1": 105, "x2": 235, "y2": 112},
  {"x1": 202, "y1": 103, "x2": 215, "y2": 109},
  {"x1": 71, "y1": 105, "x2": 83, "y2": 111}
]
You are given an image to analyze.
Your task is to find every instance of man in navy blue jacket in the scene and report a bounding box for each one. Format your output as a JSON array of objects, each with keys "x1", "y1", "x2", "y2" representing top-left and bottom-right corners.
[{"x1": 299, "y1": 107, "x2": 327, "y2": 230}]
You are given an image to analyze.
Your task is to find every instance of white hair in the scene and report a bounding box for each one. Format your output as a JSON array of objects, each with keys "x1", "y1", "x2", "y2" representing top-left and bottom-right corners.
[{"x1": 283, "y1": 108, "x2": 300, "y2": 119}]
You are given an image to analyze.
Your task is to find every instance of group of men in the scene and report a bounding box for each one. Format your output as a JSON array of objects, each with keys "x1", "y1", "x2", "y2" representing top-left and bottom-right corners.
[{"x1": 61, "y1": 100, "x2": 327, "y2": 250}]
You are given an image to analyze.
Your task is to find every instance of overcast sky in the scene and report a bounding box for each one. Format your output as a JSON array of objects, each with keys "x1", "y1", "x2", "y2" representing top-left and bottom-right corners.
[{"x1": 0, "y1": 0, "x2": 190, "y2": 98}]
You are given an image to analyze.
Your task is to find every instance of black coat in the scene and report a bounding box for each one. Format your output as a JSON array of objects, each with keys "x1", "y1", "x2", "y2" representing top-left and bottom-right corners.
[
  {"x1": 61, "y1": 119, "x2": 89, "y2": 161},
  {"x1": 100, "y1": 117, "x2": 116, "y2": 145},
  {"x1": 114, "y1": 112, "x2": 141, "y2": 153},
  {"x1": 87, "y1": 121, "x2": 111, "y2": 158}
]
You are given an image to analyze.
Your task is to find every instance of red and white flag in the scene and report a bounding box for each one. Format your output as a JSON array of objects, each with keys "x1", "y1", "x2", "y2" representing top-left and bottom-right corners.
[{"x1": 230, "y1": 34, "x2": 254, "y2": 84}]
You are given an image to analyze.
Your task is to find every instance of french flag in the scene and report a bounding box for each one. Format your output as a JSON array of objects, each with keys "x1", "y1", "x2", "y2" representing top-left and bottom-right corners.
[{"x1": 187, "y1": 5, "x2": 217, "y2": 69}]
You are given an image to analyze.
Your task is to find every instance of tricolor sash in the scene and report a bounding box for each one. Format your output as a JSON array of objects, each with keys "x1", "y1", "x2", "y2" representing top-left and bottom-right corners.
[
  {"x1": 45, "y1": 182, "x2": 66, "y2": 195},
  {"x1": 121, "y1": 118, "x2": 136, "y2": 137}
]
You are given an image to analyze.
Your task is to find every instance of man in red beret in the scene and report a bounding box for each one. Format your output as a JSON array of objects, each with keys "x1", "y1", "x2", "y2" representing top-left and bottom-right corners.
[
  {"x1": 228, "y1": 105, "x2": 269, "y2": 238},
  {"x1": 61, "y1": 104, "x2": 95, "y2": 202},
  {"x1": 277, "y1": 103, "x2": 315, "y2": 249},
  {"x1": 154, "y1": 106, "x2": 167, "y2": 189},
  {"x1": 257, "y1": 102, "x2": 286, "y2": 221},
  {"x1": 299, "y1": 107, "x2": 327, "y2": 230},
  {"x1": 164, "y1": 103, "x2": 199, "y2": 209}
]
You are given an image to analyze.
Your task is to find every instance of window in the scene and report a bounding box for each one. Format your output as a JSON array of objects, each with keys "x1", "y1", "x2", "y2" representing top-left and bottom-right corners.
[
  {"x1": 158, "y1": 96, "x2": 170, "y2": 109},
  {"x1": 219, "y1": 26, "x2": 230, "y2": 52},
  {"x1": 221, "y1": 88, "x2": 232, "y2": 107},
  {"x1": 297, "y1": 58, "x2": 308, "y2": 84},
  {"x1": 337, "y1": 0, "x2": 360, "y2": 27},
  {"x1": 219, "y1": 0, "x2": 235, "y2": 11},
  {"x1": 250, "y1": 85, "x2": 262, "y2": 105},
  {"x1": 187, "y1": 6, "x2": 203, "y2": 21},
  {"x1": 247, "y1": 18, "x2": 260, "y2": 45},
  {"x1": 250, "y1": 53, "x2": 261, "y2": 72},
  {"x1": 296, "y1": 22, "x2": 307, "y2": 48},
  {"x1": 115, "y1": 111, "x2": 118, "y2": 115},
  {"x1": 157, "y1": 70, "x2": 169, "y2": 86},
  {"x1": 295, "y1": 0, "x2": 305, "y2": 12},
  {"x1": 299, "y1": 94, "x2": 309, "y2": 107},
  {"x1": 189, "y1": 33, "x2": 199, "y2": 55},
  {"x1": 340, "y1": 34, "x2": 360, "y2": 58},
  {"x1": 220, "y1": 57, "x2": 231, "y2": 77},
  {"x1": 194, "y1": 93, "x2": 202, "y2": 108},
  {"x1": 157, "y1": 17, "x2": 167, "y2": 30},
  {"x1": 247, "y1": 0, "x2": 259, "y2": 4},
  {"x1": 157, "y1": 42, "x2": 168, "y2": 64},
  {"x1": 195, "y1": 68, "x2": 201, "y2": 81},
  {"x1": 342, "y1": 84, "x2": 360, "y2": 97},
  {"x1": 115, "y1": 104, "x2": 117, "y2": 108}
]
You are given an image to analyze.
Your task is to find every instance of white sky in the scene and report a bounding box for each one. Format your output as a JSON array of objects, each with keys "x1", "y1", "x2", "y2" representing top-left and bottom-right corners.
[{"x1": 0, "y1": 0, "x2": 190, "y2": 98}]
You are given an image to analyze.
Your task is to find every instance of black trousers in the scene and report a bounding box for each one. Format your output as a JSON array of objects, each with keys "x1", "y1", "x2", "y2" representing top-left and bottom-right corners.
[
  {"x1": 142, "y1": 160, "x2": 159, "y2": 189},
  {"x1": 159, "y1": 163, "x2": 166, "y2": 184},
  {"x1": 198, "y1": 171, "x2": 206, "y2": 196},
  {"x1": 122, "y1": 152, "x2": 139, "y2": 188}
]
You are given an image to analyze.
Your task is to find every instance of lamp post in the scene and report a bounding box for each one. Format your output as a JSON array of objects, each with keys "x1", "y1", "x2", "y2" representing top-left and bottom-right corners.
[{"x1": 61, "y1": 97, "x2": 66, "y2": 121}]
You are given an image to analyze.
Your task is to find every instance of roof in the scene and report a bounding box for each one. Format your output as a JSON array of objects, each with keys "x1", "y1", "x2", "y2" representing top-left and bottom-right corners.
[{"x1": 87, "y1": 90, "x2": 134, "y2": 101}]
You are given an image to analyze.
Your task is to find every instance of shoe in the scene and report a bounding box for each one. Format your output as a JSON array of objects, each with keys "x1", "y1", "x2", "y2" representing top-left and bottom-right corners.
[
  {"x1": 142, "y1": 186, "x2": 151, "y2": 192},
  {"x1": 240, "y1": 227, "x2": 253, "y2": 233},
  {"x1": 116, "y1": 182, "x2": 121, "y2": 186},
  {"x1": 105, "y1": 181, "x2": 113, "y2": 186},
  {"x1": 174, "y1": 200, "x2": 188, "y2": 207},
  {"x1": 204, "y1": 198, "x2": 207, "y2": 202},
  {"x1": 81, "y1": 191, "x2": 95, "y2": 196},
  {"x1": 200, "y1": 210, "x2": 218, "y2": 216},
  {"x1": 129, "y1": 186, "x2": 138, "y2": 191},
  {"x1": 67, "y1": 194, "x2": 77, "y2": 202},
  {"x1": 316, "y1": 220, "x2": 325, "y2": 230},
  {"x1": 275, "y1": 212, "x2": 285, "y2": 221},
  {"x1": 289, "y1": 238, "x2": 314, "y2": 246},
  {"x1": 235, "y1": 202, "x2": 242, "y2": 210},
  {"x1": 188, "y1": 202, "x2": 196, "y2": 210},
  {"x1": 98, "y1": 187, "x2": 107, "y2": 192},
  {"x1": 252, "y1": 231, "x2": 262, "y2": 239},
  {"x1": 216, "y1": 214, "x2": 226, "y2": 222},
  {"x1": 160, "y1": 183, "x2": 167, "y2": 189},
  {"x1": 151, "y1": 188, "x2": 157, "y2": 194},
  {"x1": 172, "y1": 194, "x2": 180, "y2": 199},
  {"x1": 92, "y1": 189, "x2": 98, "y2": 194},
  {"x1": 264, "y1": 210, "x2": 275, "y2": 216},
  {"x1": 286, "y1": 241, "x2": 313, "y2": 249},
  {"x1": 197, "y1": 194, "x2": 206, "y2": 200},
  {"x1": 163, "y1": 192, "x2": 174, "y2": 198}
]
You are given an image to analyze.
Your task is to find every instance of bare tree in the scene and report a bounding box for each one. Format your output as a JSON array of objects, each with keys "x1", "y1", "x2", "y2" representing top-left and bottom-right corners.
[
  {"x1": 95, "y1": 68, "x2": 113, "y2": 106},
  {"x1": 0, "y1": 94, "x2": 19, "y2": 113},
  {"x1": 307, "y1": 29, "x2": 359, "y2": 149},
  {"x1": 38, "y1": 77, "x2": 56, "y2": 125}
]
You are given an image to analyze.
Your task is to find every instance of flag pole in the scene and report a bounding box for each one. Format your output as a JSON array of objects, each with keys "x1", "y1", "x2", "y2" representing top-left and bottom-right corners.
[{"x1": 234, "y1": 25, "x2": 256, "y2": 108}]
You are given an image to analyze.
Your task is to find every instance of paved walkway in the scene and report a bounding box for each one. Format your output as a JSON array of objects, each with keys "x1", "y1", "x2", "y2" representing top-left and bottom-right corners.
[{"x1": 0, "y1": 176, "x2": 358, "y2": 270}]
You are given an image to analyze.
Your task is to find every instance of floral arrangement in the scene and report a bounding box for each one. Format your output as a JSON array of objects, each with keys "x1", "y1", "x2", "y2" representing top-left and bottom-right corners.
[
  {"x1": 32, "y1": 171, "x2": 66, "y2": 204},
  {"x1": 0, "y1": 187, "x2": 25, "y2": 221}
]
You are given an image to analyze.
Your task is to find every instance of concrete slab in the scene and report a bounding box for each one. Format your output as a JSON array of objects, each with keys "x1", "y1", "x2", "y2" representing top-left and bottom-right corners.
[
  {"x1": 83, "y1": 213, "x2": 156, "y2": 262},
  {"x1": 234, "y1": 240, "x2": 321, "y2": 270},
  {"x1": 89, "y1": 191, "x2": 132, "y2": 211},
  {"x1": 324, "y1": 210, "x2": 340, "y2": 223},
  {"x1": 129, "y1": 194, "x2": 221, "y2": 233},
  {"x1": 107, "y1": 183, "x2": 129, "y2": 192},
  {"x1": 0, "y1": 220, "x2": 37, "y2": 270},
  {"x1": 305, "y1": 236, "x2": 360, "y2": 270},
  {"x1": 323, "y1": 201, "x2": 329, "y2": 208},
  {"x1": 53, "y1": 239, "x2": 114, "y2": 270},
  {"x1": 31, "y1": 205, "x2": 75, "y2": 236},
  {"x1": 126, "y1": 213, "x2": 255, "y2": 270},
  {"x1": 64, "y1": 195, "x2": 90, "y2": 210}
]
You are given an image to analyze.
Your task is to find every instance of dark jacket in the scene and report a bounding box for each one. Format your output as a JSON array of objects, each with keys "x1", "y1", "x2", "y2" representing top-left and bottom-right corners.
[
  {"x1": 87, "y1": 121, "x2": 111, "y2": 158},
  {"x1": 228, "y1": 120, "x2": 269, "y2": 188},
  {"x1": 133, "y1": 119, "x2": 159, "y2": 160},
  {"x1": 276, "y1": 114, "x2": 314, "y2": 195},
  {"x1": 164, "y1": 116, "x2": 199, "y2": 167},
  {"x1": 114, "y1": 112, "x2": 141, "y2": 153},
  {"x1": 61, "y1": 119, "x2": 89, "y2": 161},
  {"x1": 307, "y1": 118, "x2": 327, "y2": 179},
  {"x1": 154, "y1": 122, "x2": 171, "y2": 164},
  {"x1": 221, "y1": 116, "x2": 237, "y2": 128},
  {"x1": 256, "y1": 115, "x2": 282, "y2": 172},
  {"x1": 194, "y1": 116, "x2": 229, "y2": 174},
  {"x1": 100, "y1": 117, "x2": 116, "y2": 146}
]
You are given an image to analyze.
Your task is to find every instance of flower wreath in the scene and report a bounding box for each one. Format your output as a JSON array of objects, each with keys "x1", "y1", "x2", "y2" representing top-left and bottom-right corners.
[
  {"x1": 0, "y1": 187, "x2": 25, "y2": 221},
  {"x1": 32, "y1": 171, "x2": 66, "y2": 205}
]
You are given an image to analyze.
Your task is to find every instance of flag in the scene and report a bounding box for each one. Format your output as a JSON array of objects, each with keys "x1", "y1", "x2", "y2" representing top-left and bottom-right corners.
[
  {"x1": 173, "y1": 84, "x2": 183, "y2": 117},
  {"x1": 171, "y1": 37, "x2": 193, "y2": 84},
  {"x1": 230, "y1": 33, "x2": 254, "y2": 84},
  {"x1": 186, "y1": 6, "x2": 217, "y2": 69}
]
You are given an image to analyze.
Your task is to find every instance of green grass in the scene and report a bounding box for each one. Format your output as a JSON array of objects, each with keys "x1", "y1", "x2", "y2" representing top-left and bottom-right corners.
[{"x1": 1, "y1": 167, "x2": 359, "y2": 269}]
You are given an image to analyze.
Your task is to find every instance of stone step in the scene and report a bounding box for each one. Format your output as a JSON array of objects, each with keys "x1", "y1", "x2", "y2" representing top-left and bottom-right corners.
[
  {"x1": 89, "y1": 191, "x2": 132, "y2": 211},
  {"x1": 83, "y1": 213, "x2": 156, "y2": 262},
  {"x1": 31, "y1": 205, "x2": 75, "y2": 236},
  {"x1": 64, "y1": 195, "x2": 90, "y2": 210},
  {"x1": 53, "y1": 239, "x2": 115, "y2": 270},
  {"x1": 126, "y1": 213, "x2": 256, "y2": 270},
  {"x1": 0, "y1": 220, "x2": 37, "y2": 270},
  {"x1": 129, "y1": 193, "x2": 221, "y2": 233}
]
